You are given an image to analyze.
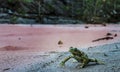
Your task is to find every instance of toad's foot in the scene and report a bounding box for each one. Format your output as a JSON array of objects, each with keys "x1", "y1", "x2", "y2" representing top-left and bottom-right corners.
[
  {"x1": 96, "y1": 60, "x2": 105, "y2": 65},
  {"x1": 76, "y1": 64, "x2": 85, "y2": 69},
  {"x1": 59, "y1": 62, "x2": 65, "y2": 67}
]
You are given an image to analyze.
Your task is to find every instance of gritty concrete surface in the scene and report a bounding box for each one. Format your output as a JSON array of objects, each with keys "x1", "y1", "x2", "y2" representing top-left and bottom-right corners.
[{"x1": 1, "y1": 42, "x2": 120, "y2": 72}]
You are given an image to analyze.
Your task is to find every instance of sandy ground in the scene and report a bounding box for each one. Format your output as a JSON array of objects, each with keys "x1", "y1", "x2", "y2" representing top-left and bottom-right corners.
[
  {"x1": 0, "y1": 24, "x2": 120, "y2": 72},
  {"x1": 0, "y1": 42, "x2": 120, "y2": 72},
  {"x1": 25, "y1": 42, "x2": 120, "y2": 72}
]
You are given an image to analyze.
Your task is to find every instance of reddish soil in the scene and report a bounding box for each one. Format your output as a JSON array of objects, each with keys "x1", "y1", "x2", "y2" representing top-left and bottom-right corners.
[{"x1": 0, "y1": 24, "x2": 120, "y2": 52}]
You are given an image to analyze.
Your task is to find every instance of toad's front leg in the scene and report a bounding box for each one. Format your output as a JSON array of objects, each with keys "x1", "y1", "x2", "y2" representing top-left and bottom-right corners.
[{"x1": 60, "y1": 55, "x2": 74, "y2": 67}]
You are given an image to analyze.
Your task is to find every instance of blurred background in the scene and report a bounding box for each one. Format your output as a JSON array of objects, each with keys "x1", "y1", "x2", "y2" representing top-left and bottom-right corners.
[{"x1": 0, "y1": 0, "x2": 120, "y2": 24}]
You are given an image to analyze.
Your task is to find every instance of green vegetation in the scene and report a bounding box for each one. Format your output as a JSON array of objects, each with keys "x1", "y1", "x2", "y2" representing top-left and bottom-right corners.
[
  {"x1": 81, "y1": 0, "x2": 120, "y2": 23},
  {"x1": 1, "y1": 0, "x2": 120, "y2": 24},
  {"x1": 8, "y1": 0, "x2": 33, "y2": 3}
]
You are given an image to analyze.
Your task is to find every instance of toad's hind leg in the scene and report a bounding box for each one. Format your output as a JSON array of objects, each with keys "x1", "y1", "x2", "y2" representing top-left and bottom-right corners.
[
  {"x1": 76, "y1": 59, "x2": 89, "y2": 68},
  {"x1": 89, "y1": 58, "x2": 104, "y2": 64}
]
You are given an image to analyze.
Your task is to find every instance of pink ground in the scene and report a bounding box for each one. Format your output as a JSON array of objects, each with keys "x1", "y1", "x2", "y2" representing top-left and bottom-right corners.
[{"x1": 0, "y1": 24, "x2": 120, "y2": 52}]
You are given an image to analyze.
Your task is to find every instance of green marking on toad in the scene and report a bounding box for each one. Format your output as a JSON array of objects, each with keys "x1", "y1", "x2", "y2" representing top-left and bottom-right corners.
[{"x1": 60, "y1": 47, "x2": 104, "y2": 68}]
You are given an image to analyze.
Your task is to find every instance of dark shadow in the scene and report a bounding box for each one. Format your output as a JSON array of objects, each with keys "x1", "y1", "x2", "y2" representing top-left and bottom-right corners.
[
  {"x1": 92, "y1": 36, "x2": 113, "y2": 42},
  {"x1": 85, "y1": 63, "x2": 101, "y2": 67},
  {"x1": 0, "y1": 45, "x2": 28, "y2": 51}
]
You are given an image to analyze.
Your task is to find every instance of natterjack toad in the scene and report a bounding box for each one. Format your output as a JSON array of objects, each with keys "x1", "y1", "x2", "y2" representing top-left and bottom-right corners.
[{"x1": 60, "y1": 47, "x2": 104, "y2": 68}]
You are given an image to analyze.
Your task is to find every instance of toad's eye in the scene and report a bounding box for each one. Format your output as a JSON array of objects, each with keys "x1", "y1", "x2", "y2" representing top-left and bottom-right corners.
[{"x1": 70, "y1": 47, "x2": 73, "y2": 49}]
